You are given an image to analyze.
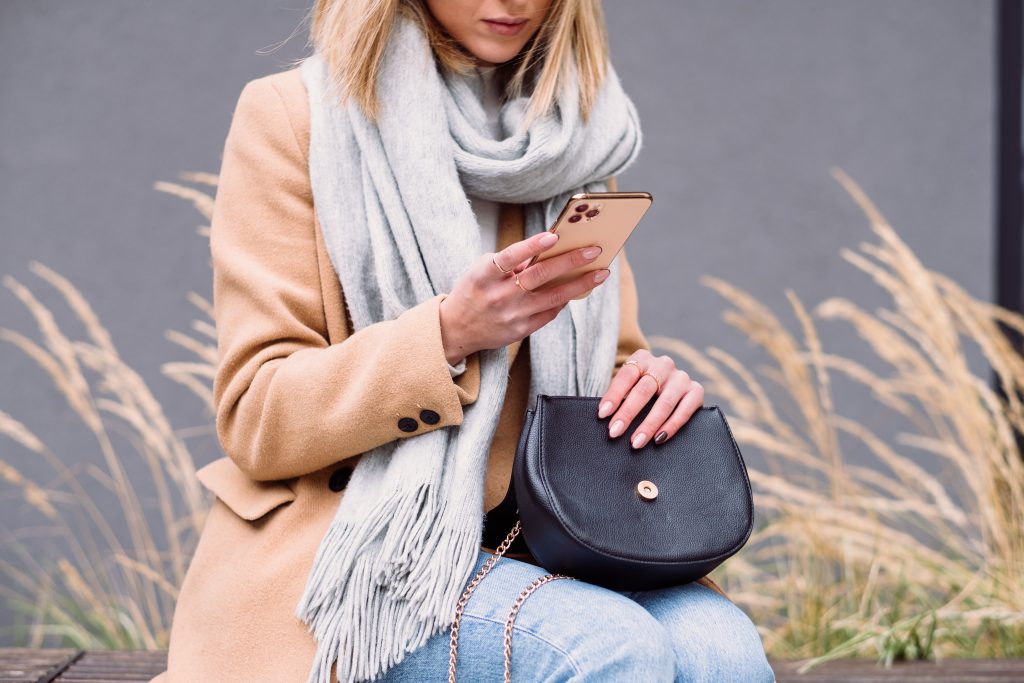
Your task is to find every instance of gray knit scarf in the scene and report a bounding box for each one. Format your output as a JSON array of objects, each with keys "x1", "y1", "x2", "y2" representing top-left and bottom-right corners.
[{"x1": 295, "y1": 12, "x2": 642, "y2": 683}]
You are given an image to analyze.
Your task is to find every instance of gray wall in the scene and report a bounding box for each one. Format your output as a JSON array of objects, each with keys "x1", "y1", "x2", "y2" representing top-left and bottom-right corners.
[{"x1": 0, "y1": 1, "x2": 994, "y2": 642}]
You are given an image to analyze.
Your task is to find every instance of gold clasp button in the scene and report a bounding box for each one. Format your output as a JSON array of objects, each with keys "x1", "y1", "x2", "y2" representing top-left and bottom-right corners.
[{"x1": 637, "y1": 480, "x2": 658, "y2": 501}]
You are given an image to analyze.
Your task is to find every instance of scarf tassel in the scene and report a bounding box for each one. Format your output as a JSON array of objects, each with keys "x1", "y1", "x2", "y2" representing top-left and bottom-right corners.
[{"x1": 295, "y1": 483, "x2": 482, "y2": 683}]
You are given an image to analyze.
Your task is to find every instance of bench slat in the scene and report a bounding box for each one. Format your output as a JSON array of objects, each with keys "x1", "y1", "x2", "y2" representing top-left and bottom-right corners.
[{"x1": 2, "y1": 649, "x2": 1023, "y2": 682}]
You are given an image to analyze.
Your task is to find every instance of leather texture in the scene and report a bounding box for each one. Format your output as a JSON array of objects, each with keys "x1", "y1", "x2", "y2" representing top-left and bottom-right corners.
[{"x1": 488, "y1": 394, "x2": 754, "y2": 591}]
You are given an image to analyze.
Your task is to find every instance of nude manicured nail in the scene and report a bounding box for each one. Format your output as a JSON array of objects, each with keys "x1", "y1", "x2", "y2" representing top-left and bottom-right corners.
[
  {"x1": 632, "y1": 432, "x2": 648, "y2": 449},
  {"x1": 539, "y1": 232, "x2": 558, "y2": 246},
  {"x1": 609, "y1": 419, "x2": 625, "y2": 438},
  {"x1": 593, "y1": 269, "x2": 609, "y2": 283},
  {"x1": 597, "y1": 401, "x2": 613, "y2": 418},
  {"x1": 582, "y1": 246, "x2": 602, "y2": 259}
]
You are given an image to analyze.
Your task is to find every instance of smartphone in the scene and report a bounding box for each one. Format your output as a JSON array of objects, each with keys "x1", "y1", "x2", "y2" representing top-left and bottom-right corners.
[{"x1": 524, "y1": 191, "x2": 653, "y2": 300}]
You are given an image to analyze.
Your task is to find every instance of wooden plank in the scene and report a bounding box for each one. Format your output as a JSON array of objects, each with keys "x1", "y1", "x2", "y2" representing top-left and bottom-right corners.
[
  {"x1": 0, "y1": 649, "x2": 81, "y2": 683},
  {"x1": 54, "y1": 650, "x2": 166, "y2": 683},
  {"x1": 773, "y1": 658, "x2": 1024, "y2": 682},
  {"x1": 2, "y1": 649, "x2": 1024, "y2": 682}
]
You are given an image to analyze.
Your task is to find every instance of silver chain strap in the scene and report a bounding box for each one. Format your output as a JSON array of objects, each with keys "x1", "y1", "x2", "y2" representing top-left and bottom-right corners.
[{"x1": 447, "y1": 519, "x2": 574, "y2": 683}]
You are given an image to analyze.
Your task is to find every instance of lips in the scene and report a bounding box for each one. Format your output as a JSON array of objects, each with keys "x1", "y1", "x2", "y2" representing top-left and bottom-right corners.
[{"x1": 483, "y1": 18, "x2": 527, "y2": 36}]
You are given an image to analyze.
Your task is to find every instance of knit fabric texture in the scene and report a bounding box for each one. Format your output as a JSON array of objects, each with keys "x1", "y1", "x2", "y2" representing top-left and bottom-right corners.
[
  {"x1": 448, "y1": 64, "x2": 502, "y2": 379},
  {"x1": 295, "y1": 12, "x2": 643, "y2": 683}
]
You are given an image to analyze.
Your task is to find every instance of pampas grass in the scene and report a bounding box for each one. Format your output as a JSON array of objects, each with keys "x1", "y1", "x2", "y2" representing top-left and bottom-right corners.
[
  {"x1": 1, "y1": 167, "x2": 1021, "y2": 669},
  {"x1": 0, "y1": 172, "x2": 218, "y2": 648},
  {"x1": 654, "y1": 168, "x2": 1023, "y2": 669}
]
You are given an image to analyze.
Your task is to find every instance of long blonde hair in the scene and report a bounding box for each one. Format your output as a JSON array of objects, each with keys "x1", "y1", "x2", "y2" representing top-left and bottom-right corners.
[{"x1": 295, "y1": 0, "x2": 611, "y2": 131}]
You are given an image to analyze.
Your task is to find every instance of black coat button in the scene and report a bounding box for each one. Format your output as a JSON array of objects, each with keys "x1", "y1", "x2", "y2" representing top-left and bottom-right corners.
[
  {"x1": 397, "y1": 417, "x2": 419, "y2": 432},
  {"x1": 328, "y1": 466, "x2": 353, "y2": 492},
  {"x1": 419, "y1": 409, "x2": 440, "y2": 425}
]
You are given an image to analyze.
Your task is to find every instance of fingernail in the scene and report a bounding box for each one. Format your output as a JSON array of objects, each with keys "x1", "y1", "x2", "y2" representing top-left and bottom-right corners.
[
  {"x1": 593, "y1": 269, "x2": 609, "y2": 283},
  {"x1": 582, "y1": 246, "x2": 602, "y2": 259},
  {"x1": 597, "y1": 400, "x2": 613, "y2": 418},
  {"x1": 654, "y1": 431, "x2": 668, "y2": 445},
  {"x1": 609, "y1": 419, "x2": 625, "y2": 438},
  {"x1": 632, "y1": 432, "x2": 648, "y2": 449},
  {"x1": 539, "y1": 232, "x2": 558, "y2": 246}
]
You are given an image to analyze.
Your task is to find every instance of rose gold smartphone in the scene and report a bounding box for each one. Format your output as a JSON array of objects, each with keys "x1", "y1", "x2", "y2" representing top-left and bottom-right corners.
[{"x1": 524, "y1": 191, "x2": 653, "y2": 300}]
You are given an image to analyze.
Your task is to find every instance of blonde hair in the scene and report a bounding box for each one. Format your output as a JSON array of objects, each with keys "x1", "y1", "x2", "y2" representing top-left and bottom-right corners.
[{"x1": 293, "y1": 0, "x2": 611, "y2": 131}]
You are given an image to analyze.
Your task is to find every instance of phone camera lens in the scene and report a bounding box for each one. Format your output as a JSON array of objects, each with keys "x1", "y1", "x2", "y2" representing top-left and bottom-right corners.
[
  {"x1": 574, "y1": 203, "x2": 589, "y2": 213},
  {"x1": 585, "y1": 208, "x2": 600, "y2": 217},
  {"x1": 568, "y1": 214, "x2": 582, "y2": 223}
]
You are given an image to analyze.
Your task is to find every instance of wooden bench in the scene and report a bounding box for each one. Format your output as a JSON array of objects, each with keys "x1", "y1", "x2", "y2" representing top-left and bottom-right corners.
[{"x1": 2, "y1": 648, "x2": 1022, "y2": 681}]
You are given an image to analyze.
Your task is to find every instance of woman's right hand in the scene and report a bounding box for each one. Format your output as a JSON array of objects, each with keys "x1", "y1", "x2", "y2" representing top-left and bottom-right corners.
[{"x1": 439, "y1": 232, "x2": 610, "y2": 365}]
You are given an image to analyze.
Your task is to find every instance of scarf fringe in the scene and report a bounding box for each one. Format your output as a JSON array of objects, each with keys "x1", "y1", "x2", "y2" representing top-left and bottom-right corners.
[
  {"x1": 294, "y1": 487, "x2": 398, "y2": 612},
  {"x1": 374, "y1": 482, "x2": 435, "y2": 584},
  {"x1": 295, "y1": 482, "x2": 481, "y2": 683}
]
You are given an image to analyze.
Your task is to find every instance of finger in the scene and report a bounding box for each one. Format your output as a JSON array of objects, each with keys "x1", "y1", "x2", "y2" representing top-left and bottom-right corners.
[
  {"x1": 597, "y1": 352, "x2": 648, "y2": 419},
  {"x1": 628, "y1": 371, "x2": 692, "y2": 450},
  {"x1": 517, "y1": 244, "x2": 603, "y2": 292},
  {"x1": 491, "y1": 231, "x2": 560, "y2": 277},
  {"x1": 652, "y1": 380, "x2": 705, "y2": 446},
  {"x1": 520, "y1": 264, "x2": 606, "y2": 333},
  {"x1": 606, "y1": 355, "x2": 674, "y2": 440},
  {"x1": 519, "y1": 267, "x2": 609, "y2": 314},
  {"x1": 524, "y1": 302, "x2": 562, "y2": 332}
]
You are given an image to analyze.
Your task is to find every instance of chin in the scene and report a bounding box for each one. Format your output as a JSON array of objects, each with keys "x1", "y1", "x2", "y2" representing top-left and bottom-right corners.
[{"x1": 466, "y1": 41, "x2": 522, "y2": 66}]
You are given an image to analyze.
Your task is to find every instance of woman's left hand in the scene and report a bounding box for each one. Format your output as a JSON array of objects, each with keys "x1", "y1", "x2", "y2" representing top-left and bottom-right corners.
[{"x1": 596, "y1": 350, "x2": 705, "y2": 449}]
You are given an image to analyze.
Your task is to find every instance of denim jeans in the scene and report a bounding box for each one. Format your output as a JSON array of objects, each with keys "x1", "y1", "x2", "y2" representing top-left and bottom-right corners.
[{"x1": 379, "y1": 549, "x2": 776, "y2": 682}]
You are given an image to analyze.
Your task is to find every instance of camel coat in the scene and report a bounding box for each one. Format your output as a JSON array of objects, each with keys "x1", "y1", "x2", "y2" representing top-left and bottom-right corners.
[{"x1": 151, "y1": 65, "x2": 723, "y2": 683}]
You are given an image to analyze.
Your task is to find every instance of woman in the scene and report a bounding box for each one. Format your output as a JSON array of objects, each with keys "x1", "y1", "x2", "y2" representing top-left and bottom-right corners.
[{"x1": 153, "y1": 1, "x2": 775, "y2": 681}]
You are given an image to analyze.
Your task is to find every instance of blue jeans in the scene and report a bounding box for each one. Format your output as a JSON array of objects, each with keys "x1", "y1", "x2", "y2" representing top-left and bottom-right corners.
[{"x1": 379, "y1": 549, "x2": 776, "y2": 682}]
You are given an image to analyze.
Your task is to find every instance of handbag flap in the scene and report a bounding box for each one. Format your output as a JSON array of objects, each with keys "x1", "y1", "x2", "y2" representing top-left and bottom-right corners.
[{"x1": 523, "y1": 395, "x2": 753, "y2": 564}]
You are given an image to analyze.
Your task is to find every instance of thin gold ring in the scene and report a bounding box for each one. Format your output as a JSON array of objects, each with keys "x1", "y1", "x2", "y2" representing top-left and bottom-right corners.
[
  {"x1": 641, "y1": 370, "x2": 662, "y2": 394},
  {"x1": 514, "y1": 272, "x2": 533, "y2": 294},
  {"x1": 492, "y1": 254, "x2": 514, "y2": 274},
  {"x1": 622, "y1": 359, "x2": 642, "y2": 372}
]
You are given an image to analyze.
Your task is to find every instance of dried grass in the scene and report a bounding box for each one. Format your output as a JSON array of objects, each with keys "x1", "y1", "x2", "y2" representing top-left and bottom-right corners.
[
  {"x1": 653, "y1": 167, "x2": 1024, "y2": 667},
  {"x1": 0, "y1": 173, "x2": 217, "y2": 648}
]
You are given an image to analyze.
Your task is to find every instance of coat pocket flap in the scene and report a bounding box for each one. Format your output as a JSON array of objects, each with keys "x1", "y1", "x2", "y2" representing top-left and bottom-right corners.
[{"x1": 196, "y1": 456, "x2": 297, "y2": 521}]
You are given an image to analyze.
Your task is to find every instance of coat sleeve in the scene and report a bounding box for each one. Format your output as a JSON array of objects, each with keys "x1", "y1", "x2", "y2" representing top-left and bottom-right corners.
[
  {"x1": 606, "y1": 175, "x2": 652, "y2": 376},
  {"x1": 211, "y1": 77, "x2": 480, "y2": 482}
]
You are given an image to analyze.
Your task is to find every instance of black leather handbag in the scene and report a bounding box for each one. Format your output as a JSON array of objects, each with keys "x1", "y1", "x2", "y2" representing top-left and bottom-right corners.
[
  {"x1": 482, "y1": 393, "x2": 755, "y2": 590},
  {"x1": 448, "y1": 394, "x2": 755, "y2": 681}
]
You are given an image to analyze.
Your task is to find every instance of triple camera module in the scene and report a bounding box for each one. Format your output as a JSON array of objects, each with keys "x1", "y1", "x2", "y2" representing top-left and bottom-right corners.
[{"x1": 566, "y1": 201, "x2": 602, "y2": 223}]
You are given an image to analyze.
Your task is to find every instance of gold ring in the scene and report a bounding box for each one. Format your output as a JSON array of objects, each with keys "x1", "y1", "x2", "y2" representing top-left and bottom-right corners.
[
  {"x1": 622, "y1": 359, "x2": 642, "y2": 372},
  {"x1": 492, "y1": 254, "x2": 514, "y2": 274},
  {"x1": 641, "y1": 370, "x2": 662, "y2": 394},
  {"x1": 514, "y1": 272, "x2": 533, "y2": 294}
]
